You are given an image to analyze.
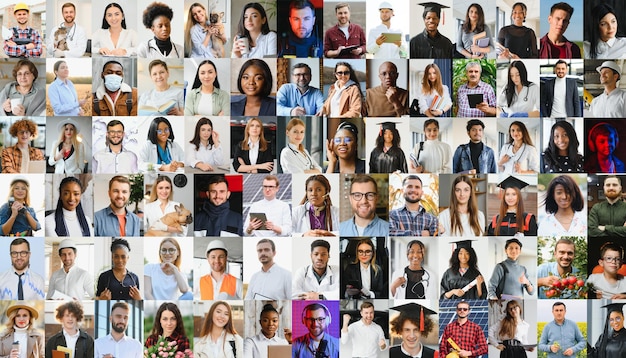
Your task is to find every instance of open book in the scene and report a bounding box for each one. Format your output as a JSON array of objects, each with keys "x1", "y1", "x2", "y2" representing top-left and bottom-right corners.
[{"x1": 138, "y1": 100, "x2": 177, "y2": 115}]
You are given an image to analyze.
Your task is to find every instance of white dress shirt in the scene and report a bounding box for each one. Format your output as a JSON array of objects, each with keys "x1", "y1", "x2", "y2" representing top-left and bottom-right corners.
[
  {"x1": 185, "y1": 142, "x2": 224, "y2": 169},
  {"x1": 340, "y1": 319, "x2": 386, "y2": 358},
  {"x1": 245, "y1": 263, "x2": 291, "y2": 300},
  {"x1": 94, "y1": 334, "x2": 143, "y2": 358},
  {"x1": 244, "y1": 198, "x2": 292, "y2": 237},
  {"x1": 91, "y1": 28, "x2": 138, "y2": 56},
  {"x1": 244, "y1": 332, "x2": 289, "y2": 358},
  {"x1": 292, "y1": 264, "x2": 340, "y2": 300},
  {"x1": 589, "y1": 87, "x2": 626, "y2": 118},
  {"x1": 144, "y1": 200, "x2": 188, "y2": 236},
  {"x1": 0, "y1": 268, "x2": 44, "y2": 299},
  {"x1": 46, "y1": 264, "x2": 94, "y2": 299}
]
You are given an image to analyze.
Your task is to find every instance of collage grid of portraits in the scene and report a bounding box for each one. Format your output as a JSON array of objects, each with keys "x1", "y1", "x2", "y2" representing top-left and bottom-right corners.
[{"x1": 2, "y1": 0, "x2": 626, "y2": 357}]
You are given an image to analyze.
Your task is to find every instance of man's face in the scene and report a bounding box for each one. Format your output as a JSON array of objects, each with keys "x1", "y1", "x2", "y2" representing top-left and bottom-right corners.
[
  {"x1": 304, "y1": 308, "x2": 327, "y2": 337},
  {"x1": 552, "y1": 304, "x2": 566, "y2": 322},
  {"x1": 400, "y1": 320, "x2": 421, "y2": 350},
  {"x1": 456, "y1": 304, "x2": 470, "y2": 319},
  {"x1": 378, "y1": 62, "x2": 398, "y2": 89},
  {"x1": 290, "y1": 7, "x2": 316, "y2": 39},
  {"x1": 600, "y1": 68, "x2": 618, "y2": 86},
  {"x1": 59, "y1": 248, "x2": 76, "y2": 269},
  {"x1": 101, "y1": 63, "x2": 124, "y2": 80},
  {"x1": 61, "y1": 310, "x2": 77, "y2": 330},
  {"x1": 505, "y1": 243, "x2": 521, "y2": 261},
  {"x1": 349, "y1": 181, "x2": 377, "y2": 219},
  {"x1": 208, "y1": 182, "x2": 230, "y2": 207},
  {"x1": 207, "y1": 249, "x2": 227, "y2": 273},
  {"x1": 466, "y1": 66, "x2": 481, "y2": 85},
  {"x1": 423, "y1": 11, "x2": 440, "y2": 32},
  {"x1": 292, "y1": 67, "x2": 312, "y2": 89},
  {"x1": 379, "y1": 8, "x2": 393, "y2": 22},
  {"x1": 256, "y1": 242, "x2": 275, "y2": 265},
  {"x1": 14, "y1": 10, "x2": 28, "y2": 25},
  {"x1": 110, "y1": 307, "x2": 129, "y2": 333},
  {"x1": 599, "y1": 249, "x2": 622, "y2": 275},
  {"x1": 335, "y1": 6, "x2": 350, "y2": 26},
  {"x1": 604, "y1": 177, "x2": 622, "y2": 200},
  {"x1": 108, "y1": 181, "x2": 130, "y2": 209},
  {"x1": 403, "y1": 179, "x2": 423, "y2": 204},
  {"x1": 554, "y1": 243, "x2": 574, "y2": 270},
  {"x1": 262, "y1": 179, "x2": 279, "y2": 200},
  {"x1": 468, "y1": 125, "x2": 483, "y2": 143},
  {"x1": 554, "y1": 63, "x2": 568, "y2": 78},
  {"x1": 107, "y1": 124, "x2": 124, "y2": 146},
  {"x1": 360, "y1": 307, "x2": 374, "y2": 325},
  {"x1": 548, "y1": 9, "x2": 570, "y2": 36},
  {"x1": 62, "y1": 6, "x2": 76, "y2": 24},
  {"x1": 310, "y1": 246, "x2": 329, "y2": 272},
  {"x1": 10, "y1": 242, "x2": 30, "y2": 271}
]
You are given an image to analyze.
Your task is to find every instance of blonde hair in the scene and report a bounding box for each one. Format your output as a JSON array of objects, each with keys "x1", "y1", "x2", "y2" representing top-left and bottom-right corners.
[
  {"x1": 286, "y1": 117, "x2": 305, "y2": 152},
  {"x1": 159, "y1": 238, "x2": 182, "y2": 268},
  {"x1": 148, "y1": 175, "x2": 174, "y2": 202},
  {"x1": 56, "y1": 122, "x2": 83, "y2": 167}
]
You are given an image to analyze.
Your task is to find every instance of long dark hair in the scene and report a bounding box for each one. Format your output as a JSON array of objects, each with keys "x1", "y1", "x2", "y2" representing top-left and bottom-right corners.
[
  {"x1": 506, "y1": 121, "x2": 533, "y2": 146},
  {"x1": 55, "y1": 177, "x2": 90, "y2": 237},
  {"x1": 147, "y1": 117, "x2": 175, "y2": 144},
  {"x1": 149, "y1": 302, "x2": 186, "y2": 339},
  {"x1": 462, "y1": 3, "x2": 485, "y2": 33},
  {"x1": 334, "y1": 62, "x2": 363, "y2": 97},
  {"x1": 101, "y1": 3, "x2": 127, "y2": 29},
  {"x1": 505, "y1": 61, "x2": 533, "y2": 107},
  {"x1": 237, "y1": 3, "x2": 271, "y2": 41},
  {"x1": 375, "y1": 126, "x2": 400, "y2": 150},
  {"x1": 449, "y1": 246, "x2": 479, "y2": 273},
  {"x1": 589, "y1": 3, "x2": 617, "y2": 59},
  {"x1": 543, "y1": 174, "x2": 584, "y2": 214},
  {"x1": 192, "y1": 60, "x2": 221, "y2": 89},
  {"x1": 299, "y1": 175, "x2": 334, "y2": 231},
  {"x1": 543, "y1": 121, "x2": 581, "y2": 171},
  {"x1": 449, "y1": 175, "x2": 483, "y2": 236},
  {"x1": 189, "y1": 117, "x2": 215, "y2": 150}
]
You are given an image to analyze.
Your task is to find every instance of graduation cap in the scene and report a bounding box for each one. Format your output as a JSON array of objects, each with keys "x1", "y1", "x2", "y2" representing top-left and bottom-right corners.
[
  {"x1": 497, "y1": 176, "x2": 529, "y2": 190},
  {"x1": 377, "y1": 121, "x2": 400, "y2": 135},
  {"x1": 418, "y1": 2, "x2": 449, "y2": 18},
  {"x1": 451, "y1": 239, "x2": 475, "y2": 250},
  {"x1": 602, "y1": 302, "x2": 626, "y2": 315},
  {"x1": 391, "y1": 302, "x2": 437, "y2": 331}
]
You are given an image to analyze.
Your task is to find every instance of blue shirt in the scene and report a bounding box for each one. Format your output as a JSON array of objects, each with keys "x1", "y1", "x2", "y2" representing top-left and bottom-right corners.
[
  {"x1": 538, "y1": 318, "x2": 586, "y2": 358},
  {"x1": 276, "y1": 83, "x2": 324, "y2": 115},
  {"x1": 452, "y1": 142, "x2": 497, "y2": 173},
  {"x1": 389, "y1": 206, "x2": 437, "y2": 236},
  {"x1": 340, "y1": 215, "x2": 389, "y2": 236},
  {"x1": 48, "y1": 78, "x2": 80, "y2": 116},
  {"x1": 536, "y1": 262, "x2": 580, "y2": 299},
  {"x1": 0, "y1": 202, "x2": 40, "y2": 235},
  {"x1": 292, "y1": 333, "x2": 339, "y2": 358},
  {"x1": 93, "y1": 206, "x2": 140, "y2": 237}
]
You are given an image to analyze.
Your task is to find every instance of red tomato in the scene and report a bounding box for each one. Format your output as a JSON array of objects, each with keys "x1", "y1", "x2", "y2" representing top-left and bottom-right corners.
[
  {"x1": 553, "y1": 280, "x2": 562, "y2": 289},
  {"x1": 577, "y1": 279, "x2": 585, "y2": 287},
  {"x1": 546, "y1": 289, "x2": 556, "y2": 298},
  {"x1": 567, "y1": 276, "x2": 577, "y2": 285}
]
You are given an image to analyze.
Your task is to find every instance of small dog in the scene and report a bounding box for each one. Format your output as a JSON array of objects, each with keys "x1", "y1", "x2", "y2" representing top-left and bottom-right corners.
[
  {"x1": 145, "y1": 204, "x2": 193, "y2": 237},
  {"x1": 208, "y1": 12, "x2": 226, "y2": 58},
  {"x1": 54, "y1": 27, "x2": 69, "y2": 56}
]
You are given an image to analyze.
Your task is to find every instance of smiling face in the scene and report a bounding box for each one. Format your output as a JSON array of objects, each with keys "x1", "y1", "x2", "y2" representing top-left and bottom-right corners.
[
  {"x1": 599, "y1": 12, "x2": 618, "y2": 42},
  {"x1": 244, "y1": 7, "x2": 266, "y2": 33},
  {"x1": 350, "y1": 182, "x2": 377, "y2": 220},
  {"x1": 14, "y1": 10, "x2": 28, "y2": 25},
  {"x1": 208, "y1": 182, "x2": 230, "y2": 207},
  {"x1": 151, "y1": 15, "x2": 171, "y2": 41},
  {"x1": 458, "y1": 248, "x2": 470, "y2": 266},
  {"x1": 504, "y1": 188, "x2": 519, "y2": 208},
  {"x1": 610, "y1": 311, "x2": 625, "y2": 331},
  {"x1": 336, "y1": 6, "x2": 350, "y2": 26},
  {"x1": 604, "y1": 177, "x2": 622, "y2": 200},
  {"x1": 12, "y1": 181, "x2": 28, "y2": 201},
  {"x1": 108, "y1": 180, "x2": 130, "y2": 209},
  {"x1": 360, "y1": 306, "x2": 374, "y2": 325},
  {"x1": 16, "y1": 65, "x2": 34, "y2": 89},
  {"x1": 198, "y1": 62, "x2": 216, "y2": 87},
  {"x1": 427, "y1": 67, "x2": 438, "y2": 84},
  {"x1": 333, "y1": 128, "x2": 356, "y2": 159},
  {"x1": 357, "y1": 242, "x2": 374, "y2": 265},
  {"x1": 424, "y1": 123, "x2": 439, "y2": 141},
  {"x1": 159, "y1": 240, "x2": 178, "y2": 264},
  {"x1": 160, "y1": 309, "x2": 177, "y2": 337},
  {"x1": 306, "y1": 180, "x2": 327, "y2": 207},
  {"x1": 156, "y1": 122, "x2": 171, "y2": 145},
  {"x1": 212, "y1": 304, "x2": 230, "y2": 328},
  {"x1": 105, "y1": 6, "x2": 124, "y2": 29},
  {"x1": 61, "y1": 181, "x2": 81, "y2": 211},
  {"x1": 155, "y1": 179, "x2": 172, "y2": 201},
  {"x1": 150, "y1": 64, "x2": 169, "y2": 88},
  {"x1": 555, "y1": 63, "x2": 567, "y2": 78},
  {"x1": 16, "y1": 126, "x2": 32, "y2": 146},
  {"x1": 553, "y1": 126, "x2": 569, "y2": 155},
  {"x1": 454, "y1": 181, "x2": 471, "y2": 206},
  {"x1": 287, "y1": 124, "x2": 305, "y2": 146},
  {"x1": 505, "y1": 242, "x2": 521, "y2": 261},
  {"x1": 595, "y1": 133, "x2": 617, "y2": 158},
  {"x1": 401, "y1": 320, "x2": 421, "y2": 350},
  {"x1": 61, "y1": 309, "x2": 76, "y2": 331},
  {"x1": 14, "y1": 309, "x2": 31, "y2": 328},
  {"x1": 383, "y1": 129, "x2": 393, "y2": 146},
  {"x1": 241, "y1": 65, "x2": 265, "y2": 96},
  {"x1": 403, "y1": 178, "x2": 423, "y2": 204},
  {"x1": 423, "y1": 11, "x2": 440, "y2": 32},
  {"x1": 112, "y1": 247, "x2": 129, "y2": 271},
  {"x1": 379, "y1": 8, "x2": 393, "y2": 22},
  {"x1": 59, "y1": 248, "x2": 75, "y2": 269},
  {"x1": 554, "y1": 242, "x2": 574, "y2": 270},
  {"x1": 600, "y1": 68, "x2": 618, "y2": 86},
  {"x1": 304, "y1": 308, "x2": 327, "y2": 338},
  {"x1": 407, "y1": 242, "x2": 423, "y2": 270},
  {"x1": 207, "y1": 249, "x2": 227, "y2": 273},
  {"x1": 11, "y1": 242, "x2": 30, "y2": 272},
  {"x1": 290, "y1": 7, "x2": 315, "y2": 39},
  {"x1": 553, "y1": 184, "x2": 572, "y2": 211},
  {"x1": 511, "y1": 4, "x2": 525, "y2": 26},
  {"x1": 468, "y1": 6, "x2": 479, "y2": 24},
  {"x1": 192, "y1": 5, "x2": 206, "y2": 24},
  {"x1": 260, "y1": 310, "x2": 279, "y2": 338},
  {"x1": 509, "y1": 124, "x2": 523, "y2": 142},
  {"x1": 292, "y1": 66, "x2": 311, "y2": 89},
  {"x1": 335, "y1": 65, "x2": 350, "y2": 87},
  {"x1": 62, "y1": 6, "x2": 75, "y2": 25}
]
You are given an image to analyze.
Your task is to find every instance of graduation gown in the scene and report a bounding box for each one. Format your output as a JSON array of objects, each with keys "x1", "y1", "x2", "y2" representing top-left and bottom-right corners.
[
  {"x1": 486, "y1": 212, "x2": 537, "y2": 236},
  {"x1": 595, "y1": 329, "x2": 626, "y2": 358},
  {"x1": 369, "y1": 146, "x2": 408, "y2": 173},
  {"x1": 410, "y1": 30, "x2": 453, "y2": 58},
  {"x1": 390, "y1": 345, "x2": 437, "y2": 358},
  {"x1": 440, "y1": 267, "x2": 487, "y2": 299}
]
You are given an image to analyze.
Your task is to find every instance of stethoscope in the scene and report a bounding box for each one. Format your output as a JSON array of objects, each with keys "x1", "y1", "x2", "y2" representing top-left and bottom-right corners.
[
  {"x1": 148, "y1": 38, "x2": 181, "y2": 58},
  {"x1": 287, "y1": 144, "x2": 315, "y2": 169},
  {"x1": 59, "y1": 22, "x2": 77, "y2": 41}
]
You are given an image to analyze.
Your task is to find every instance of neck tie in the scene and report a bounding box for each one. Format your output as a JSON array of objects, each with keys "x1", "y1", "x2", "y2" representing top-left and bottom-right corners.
[{"x1": 16, "y1": 272, "x2": 23, "y2": 300}]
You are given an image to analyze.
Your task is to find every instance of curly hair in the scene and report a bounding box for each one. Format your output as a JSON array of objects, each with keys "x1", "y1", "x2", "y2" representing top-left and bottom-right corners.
[
  {"x1": 142, "y1": 2, "x2": 173, "y2": 28},
  {"x1": 55, "y1": 300, "x2": 84, "y2": 322},
  {"x1": 390, "y1": 311, "x2": 435, "y2": 336},
  {"x1": 9, "y1": 118, "x2": 37, "y2": 138}
]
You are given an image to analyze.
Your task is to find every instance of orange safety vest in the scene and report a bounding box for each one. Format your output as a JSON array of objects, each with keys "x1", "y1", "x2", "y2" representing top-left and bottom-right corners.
[{"x1": 200, "y1": 273, "x2": 238, "y2": 299}]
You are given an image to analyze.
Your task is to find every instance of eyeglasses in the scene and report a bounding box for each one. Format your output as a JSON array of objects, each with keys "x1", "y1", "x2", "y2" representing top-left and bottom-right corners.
[
  {"x1": 160, "y1": 248, "x2": 177, "y2": 255},
  {"x1": 157, "y1": 128, "x2": 171, "y2": 135},
  {"x1": 108, "y1": 130, "x2": 124, "y2": 135},
  {"x1": 610, "y1": 316, "x2": 623, "y2": 323},
  {"x1": 17, "y1": 130, "x2": 31, "y2": 136},
  {"x1": 333, "y1": 136, "x2": 353, "y2": 144},
  {"x1": 335, "y1": 71, "x2": 350, "y2": 76},
  {"x1": 350, "y1": 192, "x2": 376, "y2": 201},
  {"x1": 16, "y1": 71, "x2": 32, "y2": 77},
  {"x1": 304, "y1": 317, "x2": 327, "y2": 324},
  {"x1": 10, "y1": 251, "x2": 29, "y2": 258},
  {"x1": 603, "y1": 256, "x2": 623, "y2": 263},
  {"x1": 357, "y1": 250, "x2": 373, "y2": 256},
  {"x1": 262, "y1": 185, "x2": 277, "y2": 189},
  {"x1": 457, "y1": 307, "x2": 470, "y2": 312}
]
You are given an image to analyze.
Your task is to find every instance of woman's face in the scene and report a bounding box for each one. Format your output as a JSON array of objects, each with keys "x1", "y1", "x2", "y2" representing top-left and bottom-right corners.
[
  {"x1": 12, "y1": 182, "x2": 27, "y2": 201},
  {"x1": 287, "y1": 124, "x2": 305, "y2": 145},
  {"x1": 199, "y1": 123, "x2": 212, "y2": 142},
  {"x1": 160, "y1": 240, "x2": 179, "y2": 263},
  {"x1": 383, "y1": 129, "x2": 393, "y2": 145},
  {"x1": 14, "y1": 309, "x2": 30, "y2": 328},
  {"x1": 151, "y1": 15, "x2": 171, "y2": 41},
  {"x1": 468, "y1": 6, "x2": 479, "y2": 23},
  {"x1": 112, "y1": 247, "x2": 129, "y2": 270},
  {"x1": 198, "y1": 63, "x2": 217, "y2": 87},
  {"x1": 244, "y1": 7, "x2": 266, "y2": 33},
  {"x1": 510, "y1": 124, "x2": 523, "y2": 142},
  {"x1": 454, "y1": 180, "x2": 471, "y2": 206},
  {"x1": 458, "y1": 248, "x2": 470, "y2": 265},
  {"x1": 105, "y1": 6, "x2": 124, "y2": 28},
  {"x1": 260, "y1": 311, "x2": 279, "y2": 338},
  {"x1": 333, "y1": 129, "x2": 356, "y2": 160},
  {"x1": 407, "y1": 243, "x2": 423, "y2": 269},
  {"x1": 61, "y1": 181, "x2": 82, "y2": 211},
  {"x1": 553, "y1": 184, "x2": 572, "y2": 211},
  {"x1": 241, "y1": 65, "x2": 265, "y2": 96},
  {"x1": 511, "y1": 5, "x2": 525, "y2": 25},
  {"x1": 160, "y1": 309, "x2": 177, "y2": 337},
  {"x1": 55, "y1": 62, "x2": 69, "y2": 79},
  {"x1": 306, "y1": 180, "x2": 327, "y2": 207},
  {"x1": 192, "y1": 5, "x2": 206, "y2": 24},
  {"x1": 553, "y1": 126, "x2": 570, "y2": 155},
  {"x1": 357, "y1": 243, "x2": 373, "y2": 265},
  {"x1": 64, "y1": 124, "x2": 76, "y2": 140},
  {"x1": 505, "y1": 242, "x2": 521, "y2": 260},
  {"x1": 156, "y1": 121, "x2": 171, "y2": 145},
  {"x1": 504, "y1": 188, "x2": 518, "y2": 207},
  {"x1": 335, "y1": 65, "x2": 351, "y2": 86},
  {"x1": 156, "y1": 179, "x2": 172, "y2": 201},
  {"x1": 610, "y1": 311, "x2": 625, "y2": 331},
  {"x1": 247, "y1": 120, "x2": 262, "y2": 138},
  {"x1": 150, "y1": 64, "x2": 170, "y2": 87},
  {"x1": 16, "y1": 65, "x2": 34, "y2": 88},
  {"x1": 61, "y1": 310, "x2": 77, "y2": 330},
  {"x1": 508, "y1": 304, "x2": 521, "y2": 317},
  {"x1": 427, "y1": 67, "x2": 438, "y2": 83},
  {"x1": 595, "y1": 133, "x2": 617, "y2": 158},
  {"x1": 212, "y1": 304, "x2": 230, "y2": 329},
  {"x1": 599, "y1": 12, "x2": 618, "y2": 42},
  {"x1": 424, "y1": 123, "x2": 439, "y2": 141},
  {"x1": 510, "y1": 66, "x2": 521, "y2": 86}
]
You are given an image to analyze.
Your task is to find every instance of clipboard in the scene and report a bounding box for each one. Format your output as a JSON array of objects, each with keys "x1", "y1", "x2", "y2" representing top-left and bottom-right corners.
[
  {"x1": 340, "y1": 45, "x2": 360, "y2": 54},
  {"x1": 467, "y1": 94, "x2": 483, "y2": 108}
]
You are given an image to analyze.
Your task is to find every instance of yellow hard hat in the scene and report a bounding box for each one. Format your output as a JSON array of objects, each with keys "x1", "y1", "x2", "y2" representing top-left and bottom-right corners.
[{"x1": 14, "y1": 3, "x2": 30, "y2": 13}]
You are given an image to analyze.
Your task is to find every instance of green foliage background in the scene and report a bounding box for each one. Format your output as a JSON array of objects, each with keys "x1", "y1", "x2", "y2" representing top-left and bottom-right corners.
[
  {"x1": 537, "y1": 322, "x2": 587, "y2": 358},
  {"x1": 452, "y1": 59, "x2": 497, "y2": 116}
]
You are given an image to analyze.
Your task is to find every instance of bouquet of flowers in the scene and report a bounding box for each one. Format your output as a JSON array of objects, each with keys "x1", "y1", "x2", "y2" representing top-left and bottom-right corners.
[{"x1": 144, "y1": 337, "x2": 194, "y2": 358}]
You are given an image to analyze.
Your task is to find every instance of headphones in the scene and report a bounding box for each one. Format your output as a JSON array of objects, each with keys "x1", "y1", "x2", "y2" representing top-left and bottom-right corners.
[
  {"x1": 588, "y1": 122, "x2": 619, "y2": 152},
  {"x1": 301, "y1": 303, "x2": 332, "y2": 325}
]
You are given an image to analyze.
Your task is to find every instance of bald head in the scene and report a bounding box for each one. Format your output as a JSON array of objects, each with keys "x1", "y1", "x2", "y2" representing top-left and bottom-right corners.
[{"x1": 379, "y1": 61, "x2": 399, "y2": 89}]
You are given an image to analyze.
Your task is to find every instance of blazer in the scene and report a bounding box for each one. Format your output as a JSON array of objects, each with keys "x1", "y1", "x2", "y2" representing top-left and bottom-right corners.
[
  {"x1": 230, "y1": 96, "x2": 276, "y2": 116},
  {"x1": 341, "y1": 262, "x2": 387, "y2": 299},
  {"x1": 232, "y1": 142, "x2": 274, "y2": 173},
  {"x1": 0, "y1": 330, "x2": 44, "y2": 358},
  {"x1": 540, "y1": 77, "x2": 581, "y2": 117}
]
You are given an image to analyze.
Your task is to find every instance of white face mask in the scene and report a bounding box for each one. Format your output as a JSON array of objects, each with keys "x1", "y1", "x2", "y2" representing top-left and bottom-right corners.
[{"x1": 103, "y1": 74, "x2": 123, "y2": 91}]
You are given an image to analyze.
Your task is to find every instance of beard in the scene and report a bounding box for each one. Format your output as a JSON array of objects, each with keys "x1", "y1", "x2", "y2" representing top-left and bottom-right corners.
[
  {"x1": 111, "y1": 323, "x2": 126, "y2": 333},
  {"x1": 404, "y1": 195, "x2": 421, "y2": 204}
]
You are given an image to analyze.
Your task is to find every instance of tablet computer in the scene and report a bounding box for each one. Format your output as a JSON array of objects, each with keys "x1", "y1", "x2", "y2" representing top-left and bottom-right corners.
[
  {"x1": 382, "y1": 33, "x2": 402, "y2": 43},
  {"x1": 467, "y1": 93, "x2": 484, "y2": 108}
]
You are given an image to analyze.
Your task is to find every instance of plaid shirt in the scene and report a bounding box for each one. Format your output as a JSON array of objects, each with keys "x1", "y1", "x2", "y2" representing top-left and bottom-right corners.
[
  {"x1": 440, "y1": 319, "x2": 488, "y2": 357},
  {"x1": 389, "y1": 205, "x2": 438, "y2": 236},
  {"x1": 1, "y1": 145, "x2": 44, "y2": 173},
  {"x1": 456, "y1": 80, "x2": 496, "y2": 118},
  {"x1": 145, "y1": 331, "x2": 190, "y2": 353},
  {"x1": 4, "y1": 27, "x2": 43, "y2": 57}
]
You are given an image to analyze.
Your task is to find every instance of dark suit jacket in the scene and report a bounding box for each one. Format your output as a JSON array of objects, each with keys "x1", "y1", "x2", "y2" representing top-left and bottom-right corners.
[
  {"x1": 540, "y1": 77, "x2": 581, "y2": 117},
  {"x1": 341, "y1": 262, "x2": 388, "y2": 299},
  {"x1": 232, "y1": 142, "x2": 274, "y2": 173},
  {"x1": 231, "y1": 96, "x2": 276, "y2": 116}
]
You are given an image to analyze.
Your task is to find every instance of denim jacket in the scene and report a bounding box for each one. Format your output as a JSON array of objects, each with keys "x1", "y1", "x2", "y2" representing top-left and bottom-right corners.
[{"x1": 452, "y1": 142, "x2": 496, "y2": 173}]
